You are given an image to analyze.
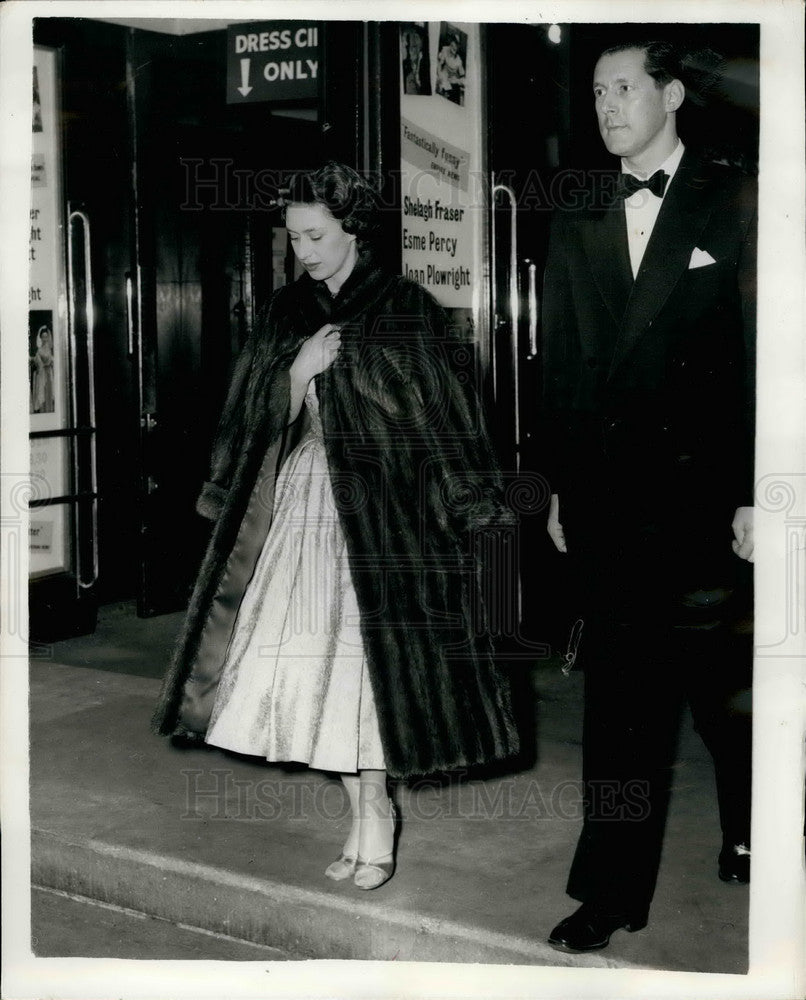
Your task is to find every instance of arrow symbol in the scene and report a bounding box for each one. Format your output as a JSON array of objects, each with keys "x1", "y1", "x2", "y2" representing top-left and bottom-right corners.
[{"x1": 237, "y1": 58, "x2": 252, "y2": 97}]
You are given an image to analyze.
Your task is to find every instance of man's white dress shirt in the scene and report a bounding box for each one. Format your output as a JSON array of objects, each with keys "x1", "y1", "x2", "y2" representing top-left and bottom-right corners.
[{"x1": 622, "y1": 140, "x2": 685, "y2": 279}]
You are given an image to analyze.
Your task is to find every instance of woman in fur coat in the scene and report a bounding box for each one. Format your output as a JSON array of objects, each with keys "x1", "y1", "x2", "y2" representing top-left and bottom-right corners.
[{"x1": 152, "y1": 162, "x2": 519, "y2": 889}]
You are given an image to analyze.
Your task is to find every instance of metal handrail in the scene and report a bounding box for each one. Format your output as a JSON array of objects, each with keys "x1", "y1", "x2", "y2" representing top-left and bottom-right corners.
[
  {"x1": 67, "y1": 208, "x2": 99, "y2": 590},
  {"x1": 491, "y1": 180, "x2": 520, "y2": 467},
  {"x1": 526, "y1": 259, "x2": 539, "y2": 359}
]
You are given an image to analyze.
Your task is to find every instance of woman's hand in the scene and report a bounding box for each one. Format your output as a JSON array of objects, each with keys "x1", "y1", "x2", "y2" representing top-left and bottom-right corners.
[
  {"x1": 286, "y1": 324, "x2": 341, "y2": 423},
  {"x1": 290, "y1": 324, "x2": 341, "y2": 385}
]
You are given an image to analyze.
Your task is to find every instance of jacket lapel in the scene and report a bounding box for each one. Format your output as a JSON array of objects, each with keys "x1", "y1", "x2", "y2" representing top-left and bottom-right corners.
[
  {"x1": 607, "y1": 152, "x2": 715, "y2": 379},
  {"x1": 580, "y1": 182, "x2": 633, "y2": 330}
]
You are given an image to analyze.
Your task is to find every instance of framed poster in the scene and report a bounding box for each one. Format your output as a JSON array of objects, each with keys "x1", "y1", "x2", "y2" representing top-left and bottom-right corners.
[{"x1": 29, "y1": 45, "x2": 71, "y2": 578}]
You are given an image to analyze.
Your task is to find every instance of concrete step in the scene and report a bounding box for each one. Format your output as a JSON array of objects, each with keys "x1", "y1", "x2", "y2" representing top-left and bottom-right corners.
[
  {"x1": 28, "y1": 653, "x2": 747, "y2": 972},
  {"x1": 31, "y1": 827, "x2": 630, "y2": 967},
  {"x1": 31, "y1": 886, "x2": 291, "y2": 961}
]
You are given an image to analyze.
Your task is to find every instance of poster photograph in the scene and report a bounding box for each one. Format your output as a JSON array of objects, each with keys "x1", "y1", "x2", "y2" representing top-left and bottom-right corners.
[
  {"x1": 435, "y1": 22, "x2": 467, "y2": 106},
  {"x1": 32, "y1": 63, "x2": 42, "y2": 131},
  {"x1": 28, "y1": 309, "x2": 54, "y2": 414},
  {"x1": 400, "y1": 22, "x2": 432, "y2": 95}
]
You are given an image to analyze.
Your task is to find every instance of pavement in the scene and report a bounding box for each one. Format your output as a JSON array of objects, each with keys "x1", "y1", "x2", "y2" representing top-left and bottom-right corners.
[{"x1": 28, "y1": 601, "x2": 749, "y2": 970}]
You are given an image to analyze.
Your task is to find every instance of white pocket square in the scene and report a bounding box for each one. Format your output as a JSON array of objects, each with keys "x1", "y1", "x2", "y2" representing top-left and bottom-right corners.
[{"x1": 688, "y1": 247, "x2": 717, "y2": 269}]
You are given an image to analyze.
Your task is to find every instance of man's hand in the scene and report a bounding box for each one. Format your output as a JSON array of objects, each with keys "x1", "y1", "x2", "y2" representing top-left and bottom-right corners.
[
  {"x1": 732, "y1": 506, "x2": 754, "y2": 562},
  {"x1": 548, "y1": 493, "x2": 568, "y2": 553}
]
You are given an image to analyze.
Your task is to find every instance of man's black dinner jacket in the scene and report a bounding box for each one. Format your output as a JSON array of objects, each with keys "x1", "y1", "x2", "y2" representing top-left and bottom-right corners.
[{"x1": 540, "y1": 149, "x2": 757, "y2": 556}]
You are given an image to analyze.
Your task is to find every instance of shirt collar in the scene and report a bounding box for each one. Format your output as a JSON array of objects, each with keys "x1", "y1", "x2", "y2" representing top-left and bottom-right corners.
[{"x1": 621, "y1": 139, "x2": 685, "y2": 187}]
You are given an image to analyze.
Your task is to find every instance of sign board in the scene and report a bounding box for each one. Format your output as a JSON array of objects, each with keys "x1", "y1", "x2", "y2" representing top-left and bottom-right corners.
[
  {"x1": 226, "y1": 22, "x2": 320, "y2": 104},
  {"x1": 401, "y1": 118, "x2": 469, "y2": 192},
  {"x1": 400, "y1": 117, "x2": 474, "y2": 300},
  {"x1": 398, "y1": 22, "x2": 482, "y2": 310}
]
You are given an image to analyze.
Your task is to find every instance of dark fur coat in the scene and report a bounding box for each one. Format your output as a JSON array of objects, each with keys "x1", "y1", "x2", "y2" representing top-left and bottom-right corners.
[{"x1": 152, "y1": 252, "x2": 520, "y2": 778}]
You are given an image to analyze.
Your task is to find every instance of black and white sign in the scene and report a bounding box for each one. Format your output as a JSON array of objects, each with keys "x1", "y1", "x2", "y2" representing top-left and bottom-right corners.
[{"x1": 226, "y1": 22, "x2": 320, "y2": 104}]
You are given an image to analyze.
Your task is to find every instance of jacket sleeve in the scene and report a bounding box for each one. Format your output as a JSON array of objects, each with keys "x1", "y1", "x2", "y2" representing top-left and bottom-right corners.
[
  {"x1": 196, "y1": 281, "x2": 309, "y2": 522},
  {"x1": 538, "y1": 209, "x2": 579, "y2": 499},
  {"x1": 194, "y1": 291, "x2": 288, "y2": 522},
  {"x1": 194, "y1": 333, "x2": 257, "y2": 521},
  {"x1": 737, "y1": 191, "x2": 757, "y2": 507}
]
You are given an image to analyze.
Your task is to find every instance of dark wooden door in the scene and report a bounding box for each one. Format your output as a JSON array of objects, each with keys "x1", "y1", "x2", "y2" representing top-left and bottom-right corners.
[
  {"x1": 127, "y1": 24, "x2": 360, "y2": 616},
  {"x1": 29, "y1": 18, "x2": 378, "y2": 629}
]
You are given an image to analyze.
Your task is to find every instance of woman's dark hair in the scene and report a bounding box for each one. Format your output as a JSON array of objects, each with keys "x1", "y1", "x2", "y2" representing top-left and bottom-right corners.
[
  {"x1": 280, "y1": 161, "x2": 381, "y2": 246},
  {"x1": 600, "y1": 40, "x2": 724, "y2": 106}
]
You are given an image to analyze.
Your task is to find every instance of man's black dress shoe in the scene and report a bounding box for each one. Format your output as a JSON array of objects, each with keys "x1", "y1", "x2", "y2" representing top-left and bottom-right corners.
[
  {"x1": 718, "y1": 843, "x2": 750, "y2": 884},
  {"x1": 548, "y1": 903, "x2": 647, "y2": 953}
]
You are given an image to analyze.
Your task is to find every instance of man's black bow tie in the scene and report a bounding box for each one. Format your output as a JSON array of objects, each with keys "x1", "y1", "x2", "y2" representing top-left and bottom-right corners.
[{"x1": 616, "y1": 169, "x2": 669, "y2": 200}]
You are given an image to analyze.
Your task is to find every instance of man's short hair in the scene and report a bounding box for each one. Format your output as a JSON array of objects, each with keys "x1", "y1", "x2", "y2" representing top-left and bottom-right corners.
[{"x1": 600, "y1": 40, "x2": 682, "y2": 88}]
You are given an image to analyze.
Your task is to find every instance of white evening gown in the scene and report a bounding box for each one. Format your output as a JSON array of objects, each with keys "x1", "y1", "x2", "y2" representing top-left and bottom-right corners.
[{"x1": 205, "y1": 382, "x2": 386, "y2": 772}]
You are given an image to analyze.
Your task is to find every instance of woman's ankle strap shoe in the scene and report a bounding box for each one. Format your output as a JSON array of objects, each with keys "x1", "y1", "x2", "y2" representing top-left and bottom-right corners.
[
  {"x1": 324, "y1": 854, "x2": 357, "y2": 881},
  {"x1": 353, "y1": 857, "x2": 394, "y2": 890}
]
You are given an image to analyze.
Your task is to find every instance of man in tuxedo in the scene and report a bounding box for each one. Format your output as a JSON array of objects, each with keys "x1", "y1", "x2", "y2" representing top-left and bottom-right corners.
[{"x1": 541, "y1": 40, "x2": 756, "y2": 952}]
